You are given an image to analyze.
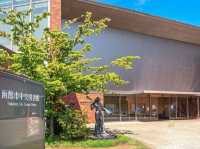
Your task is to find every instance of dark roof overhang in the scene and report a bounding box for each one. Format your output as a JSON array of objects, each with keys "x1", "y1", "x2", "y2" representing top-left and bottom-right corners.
[
  {"x1": 105, "y1": 90, "x2": 200, "y2": 97},
  {"x1": 61, "y1": 0, "x2": 200, "y2": 45}
]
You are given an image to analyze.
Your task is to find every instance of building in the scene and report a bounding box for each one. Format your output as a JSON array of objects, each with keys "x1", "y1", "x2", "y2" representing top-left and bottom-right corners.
[
  {"x1": 0, "y1": 0, "x2": 49, "y2": 50},
  {"x1": 1, "y1": 0, "x2": 200, "y2": 122}
]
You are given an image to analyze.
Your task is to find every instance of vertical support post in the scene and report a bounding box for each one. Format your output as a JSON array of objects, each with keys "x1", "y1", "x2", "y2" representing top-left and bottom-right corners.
[
  {"x1": 135, "y1": 95, "x2": 138, "y2": 121},
  {"x1": 119, "y1": 96, "x2": 122, "y2": 121},
  {"x1": 197, "y1": 97, "x2": 200, "y2": 118},
  {"x1": 169, "y1": 97, "x2": 171, "y2": 120},
  {"x1": 11, "y1": 0, "x2": 14, "y2": 50},
  {"x1": 149, "y1": 94, "x2": 151, "y2": 121},
  {"x1": 30, "y1": 0, "x2": 33, "y2": 22},
  {"x1": 176, "y1": 96, "x2": 178, "y2": 119},
  {"x1": 187, "y1": 96, "x2": 189, "y2": 119},
  {"x1": 157, "y1": 97, "x2": 159, "y2": 120},
  {"x1": 128, "y1": 97, "x2": 130, "y2": 121}
]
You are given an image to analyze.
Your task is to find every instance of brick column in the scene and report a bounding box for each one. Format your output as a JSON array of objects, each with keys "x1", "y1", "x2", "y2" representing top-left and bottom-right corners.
[{"x1": 50, "y1": 0, "x2": 62, "y2": 31}]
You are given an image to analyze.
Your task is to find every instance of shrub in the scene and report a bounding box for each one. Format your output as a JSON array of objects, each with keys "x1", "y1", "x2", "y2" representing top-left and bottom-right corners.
[{"x1": 57, "y1": 108, "x2": 90, "y2": 140}]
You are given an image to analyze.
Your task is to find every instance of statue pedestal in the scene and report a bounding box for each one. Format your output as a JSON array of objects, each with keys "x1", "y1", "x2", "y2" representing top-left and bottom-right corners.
[
  {"x1": 99, "y1": 132, "x2": 116, "y2": 139},
  {"x1": 89, "y1": 131, "x2": 116, "y2": 140}
]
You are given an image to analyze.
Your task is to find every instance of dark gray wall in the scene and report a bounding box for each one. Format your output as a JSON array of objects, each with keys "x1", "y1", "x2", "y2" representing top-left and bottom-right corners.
[
  {"x1": 63, "y1": 23, "x2": 200, "y2": 93},
  {"x1": 0, "y1": 72, "x2": 44, "y2": 149}
]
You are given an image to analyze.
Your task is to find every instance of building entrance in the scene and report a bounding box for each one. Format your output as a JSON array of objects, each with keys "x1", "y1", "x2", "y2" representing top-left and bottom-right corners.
[
  {"x1": 104, "y1": 94, "x2": 200, "y2": 121},
  {"x1": 158, "y1": 98, "x2": 170, "y2": 119}
]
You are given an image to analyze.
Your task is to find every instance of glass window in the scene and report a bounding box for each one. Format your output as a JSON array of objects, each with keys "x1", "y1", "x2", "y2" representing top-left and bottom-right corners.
[
  {"x1": 13, "y1": 0, "x2": 29, "y2": 6},
  {"x1": 104, "y1": 96, "x2": 120, "y2": 121},
  {"x1": 0, "y1": 0, "x2": 49, "y2": 50},
  {"x1": 0, "y1": 0, "x2": 12, "y2": 8},
  {"x1": 151, "y1": 97, "x2": 158, "y2": 119},
  {"x1": 12, "y1": 3, "x2": 29, "y2": 50},
  {"x1": 177, "y1": 97, "x2": 187, "y2": 118},
  {"x1": 188, "y1": 97, "x2": 198, "y2": 118},
  {"x1": 120, "y1": 96, "x2": 129, "y2": 121},
  {"x1": 32, "y1": 0, "x2": 47, "y2": 2},
  {"x1": 0, "y1": 12, "x2": 12, "y2": 49},
  {"x1": 32, "y1": 1, "x2": 48, "y2": 38},
  {"x1": 14, "y1": 4, "x2": 29, "y2": 11},
  {"x1": 137, "y1": 96, "x2": 150, "y2": 119},
  {"x1": 0, "y1": 0, "x2": 27, "y2": 49},
  {"x1": 32, "y1": 1, "x2": 48, "y2": 15},
  {"x1": 170, "y1": 97, "x2": 177, "y2": 119},
  {"x1": 127, "y1": 96, "x2": 136, "y2": 119}
]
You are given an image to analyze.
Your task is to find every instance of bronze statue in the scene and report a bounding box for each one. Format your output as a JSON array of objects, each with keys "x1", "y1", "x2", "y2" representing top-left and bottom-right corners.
[
  {"x1": 90, "y1": 96, "x2": 114, "y2": 139},
  {"x1": 91, "y1": 97, "x2": 105, "y2": 135}
]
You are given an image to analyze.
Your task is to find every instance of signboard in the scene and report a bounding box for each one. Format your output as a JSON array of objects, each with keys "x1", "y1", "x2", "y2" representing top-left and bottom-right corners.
[{"x1": 0, "y1": 71, "x2": 45, "y2": 149}]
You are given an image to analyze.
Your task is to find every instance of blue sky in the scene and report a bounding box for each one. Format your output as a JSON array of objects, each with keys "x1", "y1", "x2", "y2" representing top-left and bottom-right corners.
[{"x1": 96, "y1": 0, "x2": 200, "y2": 27}]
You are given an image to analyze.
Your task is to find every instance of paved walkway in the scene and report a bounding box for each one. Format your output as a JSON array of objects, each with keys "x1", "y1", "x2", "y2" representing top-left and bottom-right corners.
[{"x1": 105, "y1": 120, "x2": 200, "y2": 149}]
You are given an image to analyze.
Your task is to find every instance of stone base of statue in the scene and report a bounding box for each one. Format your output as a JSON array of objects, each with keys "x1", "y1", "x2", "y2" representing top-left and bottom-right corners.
[
  {"x1": 97, "y1": 132, "x2": 116, "y2": 139},
  {"x1": 89, "y1": 130, "x2": 116, "y2": 140}
]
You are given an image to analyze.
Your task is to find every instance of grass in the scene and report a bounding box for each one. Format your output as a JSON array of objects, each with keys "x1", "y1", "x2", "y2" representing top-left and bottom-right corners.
[
  {"x1": 128, "y1": 138, "x2": 150, "y2": 149},
  {"x1": 46, "y1": 135, "x2": 149, "y2": 149}
]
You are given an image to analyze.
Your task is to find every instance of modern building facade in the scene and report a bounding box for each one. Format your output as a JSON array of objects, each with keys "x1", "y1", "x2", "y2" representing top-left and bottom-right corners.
[
  {"x1": 1, "y1": 0, "x2": 200, "y2": 122},
  {"x1": 61, "y1": 0, "x2": 200, "y2": 122}
]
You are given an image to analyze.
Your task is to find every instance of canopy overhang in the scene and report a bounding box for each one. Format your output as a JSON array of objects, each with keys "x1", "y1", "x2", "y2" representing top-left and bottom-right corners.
[
  {"x1": 105, "y1": 90, "x2": 200, "y2": 97},
  {"x1": 61, "y1": 0, "x2": 200, "y2": 45}
]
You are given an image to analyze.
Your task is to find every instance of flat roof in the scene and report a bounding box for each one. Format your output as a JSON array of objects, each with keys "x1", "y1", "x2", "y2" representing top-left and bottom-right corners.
[
  {"x1": 62, "y1": 0, "x2": 200, "y2": 46},
  {"x1": 106, "y1": 90, "x2": 200, "y2": 96}
]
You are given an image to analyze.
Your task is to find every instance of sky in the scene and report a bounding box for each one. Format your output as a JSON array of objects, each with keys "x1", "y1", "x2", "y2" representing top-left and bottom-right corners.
[{"x1": 95, "y1": 0, "x2": 200, "y2": 27}]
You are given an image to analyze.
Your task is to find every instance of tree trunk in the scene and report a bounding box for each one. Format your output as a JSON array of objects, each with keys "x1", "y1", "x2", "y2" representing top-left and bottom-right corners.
[{"x1": 50, "y1": 115, "x2": 54, "y2": 136}]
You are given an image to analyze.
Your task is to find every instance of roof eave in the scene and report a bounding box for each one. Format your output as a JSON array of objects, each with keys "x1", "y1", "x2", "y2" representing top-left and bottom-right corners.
[{"x1": 61, "y1": 0, "x2": 200, "y2": 46}]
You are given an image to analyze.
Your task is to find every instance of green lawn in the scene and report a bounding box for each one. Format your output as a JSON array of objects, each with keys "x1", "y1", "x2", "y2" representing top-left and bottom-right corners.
[{"x1": 46, "y1": 135, "x2": 149, "y2": 149}]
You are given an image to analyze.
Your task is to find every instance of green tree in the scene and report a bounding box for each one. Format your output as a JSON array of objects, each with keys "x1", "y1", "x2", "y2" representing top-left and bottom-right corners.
[{"x1": 0, "y1": 9, "x2": 140, "y2": 136}]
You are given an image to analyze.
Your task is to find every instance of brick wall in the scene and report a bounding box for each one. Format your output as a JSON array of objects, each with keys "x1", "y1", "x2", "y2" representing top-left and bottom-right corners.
[
  {"x1": 50, "y1": 0, "x2": 61, "y2": 31},
  {"x1": 63, "y1": 93, "x2": 104, "y2": 123}
]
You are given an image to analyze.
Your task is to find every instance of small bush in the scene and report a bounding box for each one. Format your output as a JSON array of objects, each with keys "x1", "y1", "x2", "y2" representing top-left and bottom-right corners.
[{"x1": 57, "y1": 108, "x2": 90, "y2": 140}]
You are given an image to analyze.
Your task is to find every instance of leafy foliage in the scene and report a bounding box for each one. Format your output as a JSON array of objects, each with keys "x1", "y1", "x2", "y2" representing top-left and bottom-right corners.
[
  {"x1": 57, "y1": 108, "x2": 89, "y2": 139},
  {"x1": 0, "y1": 49, "x2": 10, "y2": 68},
  {"x1": 0, "y1": 9, "x2": 140, "y2": 137}
]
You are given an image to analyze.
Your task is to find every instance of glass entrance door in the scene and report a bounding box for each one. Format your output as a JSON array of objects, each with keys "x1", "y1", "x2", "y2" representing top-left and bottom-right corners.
[{"x1": 158, "y1": 97, "x2": 170, "y2": 119}]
